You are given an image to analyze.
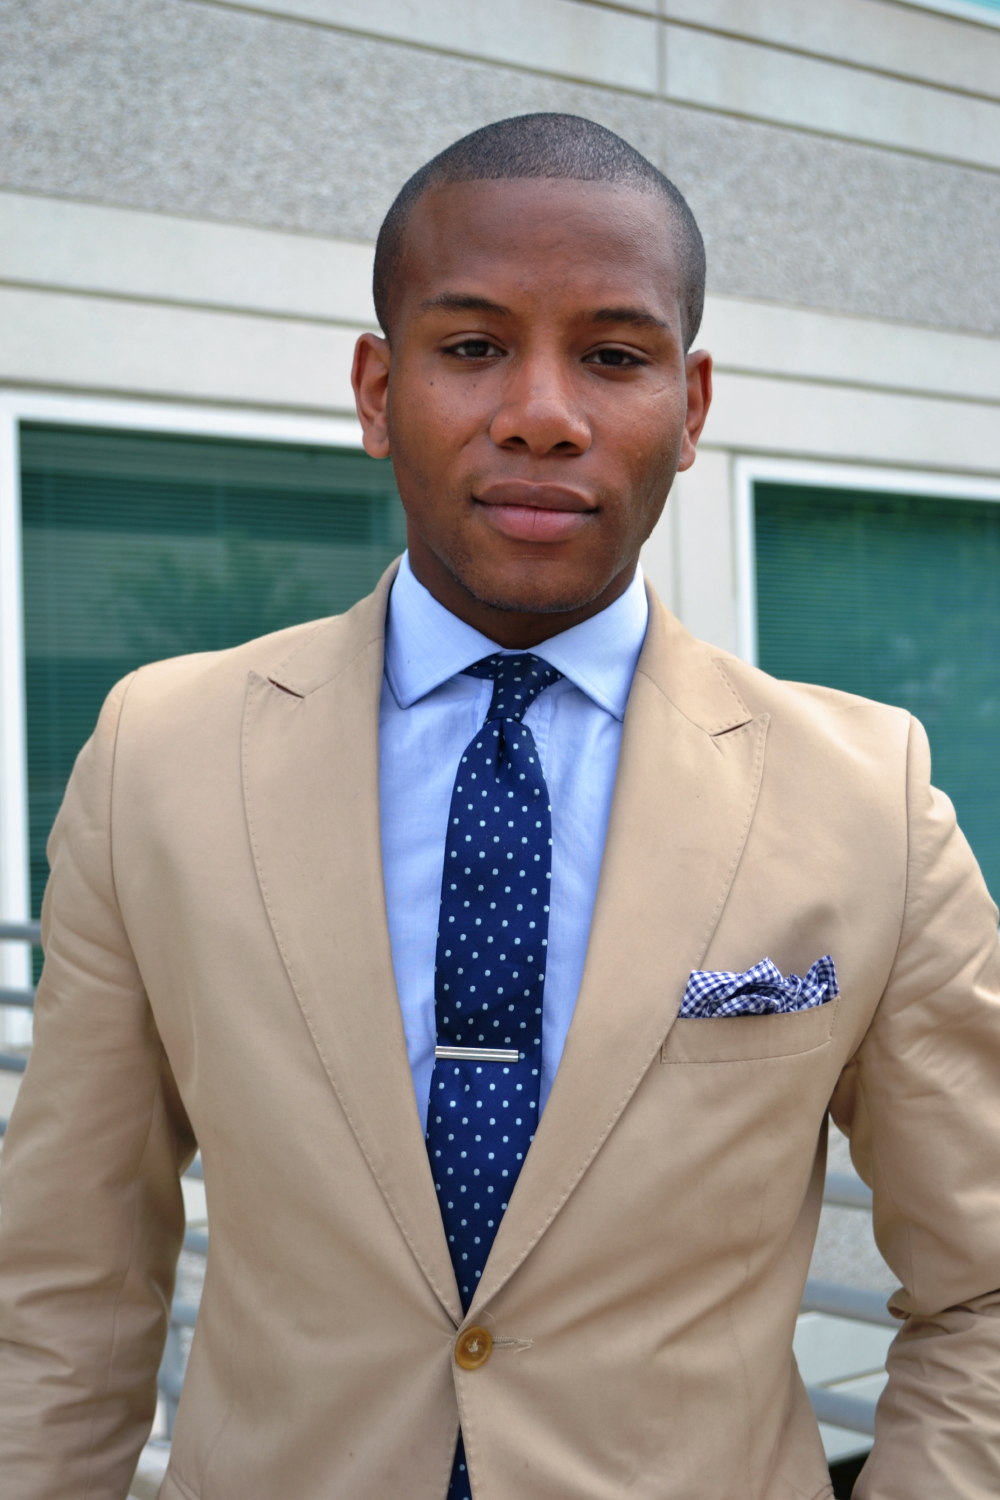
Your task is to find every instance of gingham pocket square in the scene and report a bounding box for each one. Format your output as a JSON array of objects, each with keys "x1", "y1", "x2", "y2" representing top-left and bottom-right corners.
[{"x1": 679, "y1": 955, "x2": 839, "y2": 1019}]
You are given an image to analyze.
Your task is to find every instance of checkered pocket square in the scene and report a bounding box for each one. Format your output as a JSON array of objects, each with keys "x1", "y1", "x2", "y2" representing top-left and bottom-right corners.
[{"x1": 679, "y1": 955, "x2": 838, "y2": 1019}]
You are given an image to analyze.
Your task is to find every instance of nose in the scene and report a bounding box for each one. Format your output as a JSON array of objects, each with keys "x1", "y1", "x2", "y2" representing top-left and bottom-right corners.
[{"x1": 489, "y1": 352, "x2": 592, "y2": 457}]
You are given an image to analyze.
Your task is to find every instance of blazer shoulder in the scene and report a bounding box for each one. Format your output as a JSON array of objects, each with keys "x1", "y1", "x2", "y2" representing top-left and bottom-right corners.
[
  {"x1": 640, "y1": 589, "x2": 910, "y2": 759},
  {"x1": 707, "y1": 647, "x2": 914, "y2": 768},
  {"x1": 712, "y1": 647, "x2": 910, "y2": 725},
  {"x1": 115, "y1": 565, "x2": 396, "y2": 730},
  {"x1": 115, "y1": 616, "x2": 334, "y2": 722}
]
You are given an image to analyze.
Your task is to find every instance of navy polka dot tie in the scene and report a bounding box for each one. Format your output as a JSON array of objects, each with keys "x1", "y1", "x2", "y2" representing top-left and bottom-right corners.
[{"x1": 426, "y1": 653, "x2": 562, "y2": 1500}]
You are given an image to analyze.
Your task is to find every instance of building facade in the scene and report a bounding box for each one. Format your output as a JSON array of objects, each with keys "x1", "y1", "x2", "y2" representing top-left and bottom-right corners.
[{"x1": 2, "y1": 2, "x2": 999, "y2": 1475}]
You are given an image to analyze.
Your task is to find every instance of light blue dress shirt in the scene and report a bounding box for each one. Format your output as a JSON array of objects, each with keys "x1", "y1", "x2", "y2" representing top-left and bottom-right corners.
[{"x1": 379, "y1": 553, "x2": 649, "y2": 1131}]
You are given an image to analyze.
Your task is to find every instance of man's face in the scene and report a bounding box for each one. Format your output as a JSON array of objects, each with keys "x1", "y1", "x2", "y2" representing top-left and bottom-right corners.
[{"x1": 353, "y1": 177, "x2": 711, "y2": 641}]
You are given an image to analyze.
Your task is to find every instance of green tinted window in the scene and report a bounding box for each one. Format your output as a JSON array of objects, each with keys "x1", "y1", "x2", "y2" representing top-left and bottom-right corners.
[
  {"x1": 755, "y1": 483, "x2": 1000, "y2": 901},
  {"x1": 20, "y1": 424, "x2": 406, "y2": 919}
]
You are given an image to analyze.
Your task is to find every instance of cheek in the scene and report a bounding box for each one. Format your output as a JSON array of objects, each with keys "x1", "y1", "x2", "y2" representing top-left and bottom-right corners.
[
  {"x1": 389, "y1": 370, "x2": 481, "y2": 473},
  {"x1": 610, "y1": 437, "x2": 684, "y2": 546},
  {"x1": 635, "y1": 399, "x2": 687, "y2": 482},
  {"x1": 387, "y1": 401, "x2": 444, "y2": 494},
  {"x1": 388, "y1": 391, "x2": 489, "y2": 531},
  {"x1": 614, "y1": 423, "x2": 683, "y2": 495},
  {"x1": 598, "y1": 379, "x2": 686, "y2": 465}
]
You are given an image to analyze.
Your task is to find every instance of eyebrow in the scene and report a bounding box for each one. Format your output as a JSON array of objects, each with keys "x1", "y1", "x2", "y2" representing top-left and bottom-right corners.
[
  {"x1": 589, "y1": 306, "x2": 668, "y2": 331},
  {"x1": 417, "y1": 293, "x2": 512, "y2": 318},
  {"x1": 416, "y1": 293, "x2": 669, "y2": 334}
]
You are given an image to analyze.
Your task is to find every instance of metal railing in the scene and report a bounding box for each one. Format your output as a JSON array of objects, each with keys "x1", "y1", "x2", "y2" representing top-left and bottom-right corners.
[
  {"x1": 2, "y1": 922, "x2": 888, "y2": 1441},
  {"x1": 801, "y1": 1171, "x2": 888, "y2": 1440},
  {"x1": 0, "y1": 920, "x2": 40, "y2": 1082},
  {"x1": 0, "y1": 919, "x2": 198, "y2": 1433}
]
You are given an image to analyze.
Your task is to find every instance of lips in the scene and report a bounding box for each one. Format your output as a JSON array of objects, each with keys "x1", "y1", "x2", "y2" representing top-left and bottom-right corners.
[{"x1": 474, "y1": 481, "x2": 595, "y2": 544}]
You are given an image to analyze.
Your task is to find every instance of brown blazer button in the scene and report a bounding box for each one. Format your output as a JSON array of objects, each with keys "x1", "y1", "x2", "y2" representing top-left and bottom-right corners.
[{"x1": 455, "y1": 1326, "x2": 493, "y2": 1370}]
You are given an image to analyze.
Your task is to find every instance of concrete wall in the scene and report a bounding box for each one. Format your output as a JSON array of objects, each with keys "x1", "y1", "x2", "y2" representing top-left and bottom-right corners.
[
  {"x1": 3, "y1": 0, "x2": 1000, "y2": 334},
  {"x1": 1, "y1": 0, "x2": 999, "y2": 945}
]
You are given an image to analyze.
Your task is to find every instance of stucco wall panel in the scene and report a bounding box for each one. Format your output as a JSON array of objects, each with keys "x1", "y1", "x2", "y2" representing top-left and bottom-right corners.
[
  {"x1": 666, "y1": 106, "x2": 1000, "y2": 339},
  {"x1": 0, "y1": 0, "x2": 664, "y2": 239},
  {"x1": 2, "y1": 0, "x2": 998, "y2": 338}
]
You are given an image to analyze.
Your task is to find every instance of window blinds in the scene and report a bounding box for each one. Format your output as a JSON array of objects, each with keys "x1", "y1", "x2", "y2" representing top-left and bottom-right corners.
[
  {"x1": 20, "y1": 424, "x2": 406, "y2": 921},
  {"x1": 755, "y1": 482, "x2": 1000, "y2": 902}
]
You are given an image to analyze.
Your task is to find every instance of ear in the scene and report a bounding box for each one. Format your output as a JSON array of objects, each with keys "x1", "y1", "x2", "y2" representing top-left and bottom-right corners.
[
  {"x1": 352, "y1": 332, "x2": 392, "y2": 458},
  {"x1": 676, "y1": 349, "x2": 713, "y2": 473}
]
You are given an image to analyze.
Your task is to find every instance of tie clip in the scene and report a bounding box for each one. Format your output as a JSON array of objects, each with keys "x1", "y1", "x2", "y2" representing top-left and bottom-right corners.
[{"x1": 435, "y1": 1046, "x2": 520, "y2": 1064}]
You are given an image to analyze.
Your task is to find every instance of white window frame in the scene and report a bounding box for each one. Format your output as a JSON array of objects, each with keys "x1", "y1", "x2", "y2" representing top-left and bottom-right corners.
[
  {"x1": 733, "y1": 456, "x2": 1000, "y2": 668},
  {"x1": 0, "y1": 391, "x2": 364, "y2": 1036}
]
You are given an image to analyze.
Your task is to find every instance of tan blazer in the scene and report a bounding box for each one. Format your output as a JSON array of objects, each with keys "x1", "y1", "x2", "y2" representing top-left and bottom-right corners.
[{"x1": 1, "y1": 567, "x2": 999, "y2": 1500}]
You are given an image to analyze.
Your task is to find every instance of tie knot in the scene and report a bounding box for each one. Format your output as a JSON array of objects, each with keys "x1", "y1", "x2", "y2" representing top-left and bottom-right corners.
[{"x1": 464, "y1": 653, "x2": 562, "y2": 723}]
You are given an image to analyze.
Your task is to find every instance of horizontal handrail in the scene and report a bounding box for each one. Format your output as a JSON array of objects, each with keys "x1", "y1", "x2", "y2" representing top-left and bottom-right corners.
[
  {"x1": 801, "y1": 1279, "x2": 897, "y2": 1328},
  {"x1": 806, "y1": 1384, "x2": 877, "y2": 1436},
  {"x1": 0, "y1": 916, "x2": 39, "y2": 1015},
  {"x1": 0, "y1": 921, "x2": 42, "y2": 944},
  {"x1": 0, "y1": 986, "x2": 36, "y2": 1009},
  {"x1": 823, "y1": 1172, "x2": 873, "y2": 1210},
  {"x1": 158, "y1": 1362, "x2": 184, "y2": 1404},
  {"x1": 0, "y1": 924, "x2": 40, "y2": 1023},
  {"x1": 171, "y1": 1301, "x2": 199, "y2": 1330}
]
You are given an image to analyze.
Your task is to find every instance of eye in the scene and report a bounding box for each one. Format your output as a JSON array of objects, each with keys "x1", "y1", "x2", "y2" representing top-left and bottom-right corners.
[
  {"x1": 585, "y1": 346, "x2": 645, "y2": 368},
  {"x1": 444, "y1": 338, "x2": 504, "y2": 360}
]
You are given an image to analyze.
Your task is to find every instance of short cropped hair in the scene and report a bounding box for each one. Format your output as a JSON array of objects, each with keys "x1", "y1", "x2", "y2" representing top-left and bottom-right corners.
[{"x1": 373, "y1": 113, "x2": 706, "y2": 350}]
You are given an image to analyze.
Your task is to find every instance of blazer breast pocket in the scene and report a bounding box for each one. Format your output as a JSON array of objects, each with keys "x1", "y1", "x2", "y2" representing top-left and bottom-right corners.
[{"x1": 660, "y1": 996, "x2": 840, "y2": 1065}]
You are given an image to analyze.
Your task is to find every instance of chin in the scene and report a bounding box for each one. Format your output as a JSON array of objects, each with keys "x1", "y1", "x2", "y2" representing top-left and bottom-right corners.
[{"x1": 457, "y1": 559, "x2": 612, "y2": 617}]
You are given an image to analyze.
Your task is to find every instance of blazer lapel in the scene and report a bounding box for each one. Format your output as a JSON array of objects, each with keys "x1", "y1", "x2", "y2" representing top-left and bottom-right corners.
[
  {"x1": 473, "y1": 589, "x2": 769, "y2": 1312},
  {"x1": 242, "y1": 565, "x2": 463, "y2": 1325}
]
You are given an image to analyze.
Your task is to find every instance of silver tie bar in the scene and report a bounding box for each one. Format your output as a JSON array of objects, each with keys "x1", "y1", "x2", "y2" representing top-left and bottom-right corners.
[{"x1": 435, "y1": 1046, "x2": 520, "y2": 1064}]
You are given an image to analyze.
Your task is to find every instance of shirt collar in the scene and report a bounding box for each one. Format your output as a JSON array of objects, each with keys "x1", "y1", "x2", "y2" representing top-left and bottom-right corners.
[{"x1": 384, "y1": 552, "x2": 648, "y2": 722}]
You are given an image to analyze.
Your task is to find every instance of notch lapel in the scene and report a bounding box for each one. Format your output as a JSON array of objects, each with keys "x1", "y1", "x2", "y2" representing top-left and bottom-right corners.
[
  {"x1": 242, "y1": 567, "x2": 462, "y2": 1324},
  {"x1": 472, "y1": 591, "x2": 769, "y2": 1311}
]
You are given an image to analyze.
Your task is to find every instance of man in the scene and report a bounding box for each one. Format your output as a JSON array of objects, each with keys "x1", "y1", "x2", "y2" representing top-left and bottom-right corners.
[{"x1": 1, "y1": 112, "x2": 999, "y2": 1500}]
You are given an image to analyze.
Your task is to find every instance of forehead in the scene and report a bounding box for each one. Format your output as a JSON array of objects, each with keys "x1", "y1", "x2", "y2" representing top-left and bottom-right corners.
[{"x1": 394, "y1": 177, "x2": 683, "y2": 324}]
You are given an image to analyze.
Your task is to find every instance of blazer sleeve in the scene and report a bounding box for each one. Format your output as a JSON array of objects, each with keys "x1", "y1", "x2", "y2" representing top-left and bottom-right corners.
[
  {"x1": 0, "y1": 672, "x2": 195, "y2": 1500},
  {"x1": 830, "y1": 714, "x2": 1000, "y2": 1500}
]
